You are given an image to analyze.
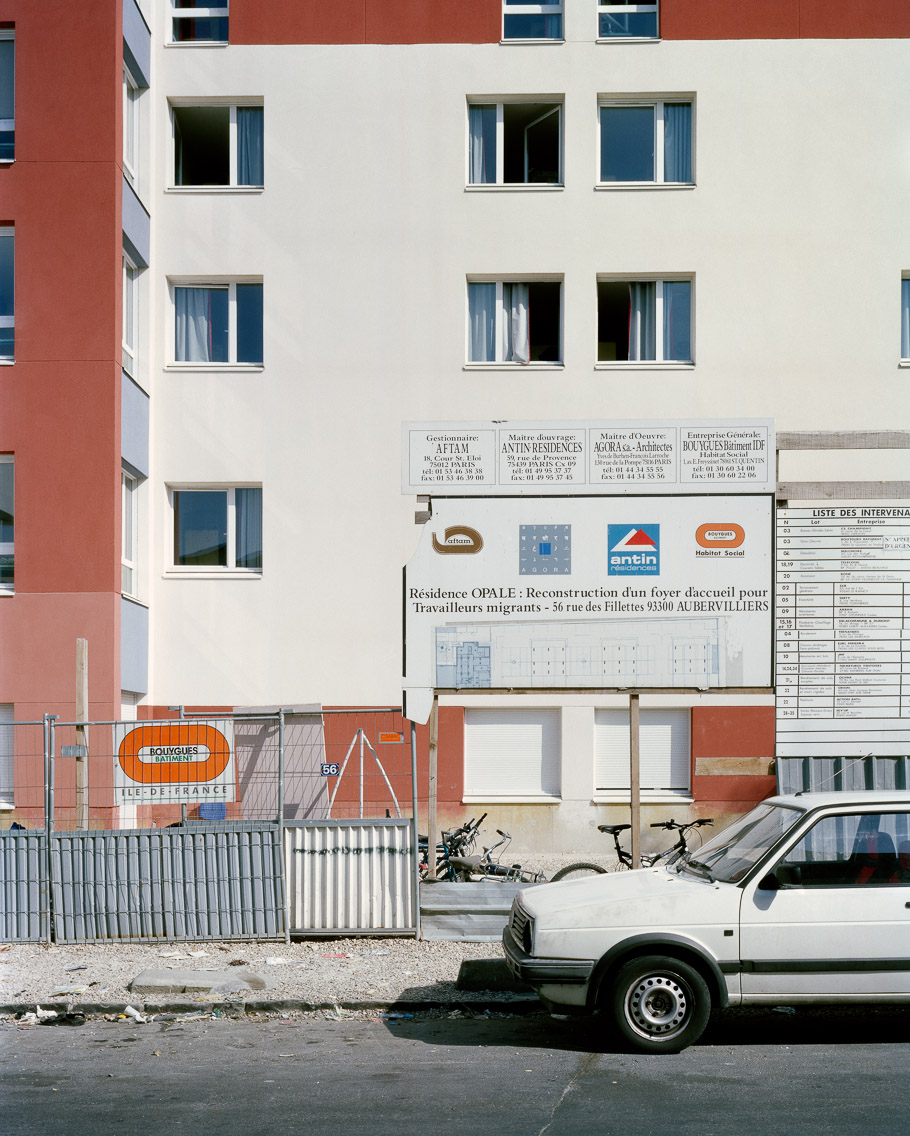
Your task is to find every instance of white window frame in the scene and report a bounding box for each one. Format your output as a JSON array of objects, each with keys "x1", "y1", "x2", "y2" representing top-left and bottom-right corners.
[
  {"x1": 168, "y1": 278, "x2": 263, "y2": 369},
  {"x1": 0, "y1": 226, "x2": 13, "y2": 362},
  {"x1": 466, "y1": 100, "x2": 563, "y2": 188},
  {"x1": 597, "y1": 98, "x2": 694, "y2": 188},
  {"x1": 0, "y1": 30, "x2": 14, "y2": 163},
  {"x1": 122, "y1": 255, "x2": 138, "y2": 376},
  {"x1": 122, "y1": 471, "x2": 139, "y2": 598},
  {"x1": 595, "y1": 275, "x2": 694, "y2": 367},
  {"x1": 464, "y1": 707, "x2": 561, "y2": 801},
  {"x1": 170, "y1": 101, "x2": 264, "y2": 191},
  {"x1": 123, "y1": 67, "x2": 139, "y2": 187},
  {"x1": 594, "y1": 707, "x2": 691, "y2": 802},
  {"x1": 597, "y1": 2, "x2": 660, "y2": 41},
  {"x1": 171, "y1": 2, "x2": 229, "y2": 44},
  {"x1": 502, "y1": 2, "x2": 564, "y2": 42},
  {"x1": 0, "y1": 454, "x2": 12, "y2": 595},
  {"x1": 900, "y1": 277, "x2": 910, "y2": 364},
  {"x1": 167, "y1": 484, "x2": 262, "y2": 578},
  {"x1": 466, "y1": 277, "x2": 563, "y2": 367},
  {"x1": 0, "y1": 703, "x2": 13, "y2": 808}
]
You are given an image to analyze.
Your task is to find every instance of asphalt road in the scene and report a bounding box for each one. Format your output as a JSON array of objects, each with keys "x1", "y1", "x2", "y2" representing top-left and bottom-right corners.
[{"x1": 2, "y1": 1006, "x2": 908, "y2": 1136}]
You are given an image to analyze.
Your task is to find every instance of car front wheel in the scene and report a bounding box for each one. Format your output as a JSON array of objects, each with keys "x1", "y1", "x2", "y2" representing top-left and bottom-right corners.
[{"x1": 609, "y1": 954, "x2": 711, "y2": 1054}]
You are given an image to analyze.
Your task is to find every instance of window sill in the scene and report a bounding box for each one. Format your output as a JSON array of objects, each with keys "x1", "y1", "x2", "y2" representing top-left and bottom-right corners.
[
  {"x1": 462, "y1": 795, "x2": 561, "y2": 804},
  {"x1": 898, "y1": 360, "x2": 910, "y2": 368},
  {"x1": 500, "y1": 38, "x2": 565, "y2": 45},
  {"x1": 596, "y1": 38, "x2": 661, "y2": 45},
  {"x1": 0, "y1": 589, "x2": 14, "y2": 597},
  {"x1": 166, "y1": 186, "x2": 264, "y2": 195},
  {"x1": 463, "y1": 362, "x2": 564, "y2": 371},
  {"x1": 0, "y1": 159, "x2": 14, "y2": 166},
  {"x1": 165, "y1": 364, "x2": 264, "y2": 373},
  {"x1": 0, "y1": 358, "x2": 14, "y2": 366},
  {"x1": 165, "y1": 41, "x2": 229, "y2": 48},
  {"x1": 122, "y1": 594, "x2": 148, "y2": 609},
  {"x1": 594, "y1": 361, "x2": 693, "y2": 371},
  {"x1": 465, "y1": 183, "x2": 563, "y2": 192},
  {"x1": 595, "y1": 182, "x2": 695, "y2": 191},
  {"x1": 594, "y1": 794, "x2": 693, "y2": 805},
  {"x1": 164, "y1": 570, "x2": 262, "y2": 581}
]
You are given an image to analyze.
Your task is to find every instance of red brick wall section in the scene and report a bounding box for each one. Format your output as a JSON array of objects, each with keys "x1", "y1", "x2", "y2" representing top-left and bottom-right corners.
[
  {"x1": 231, "y1": 0, "x2": 501, "y2": 45},
  {"x1": 662, "y1": 0, "x2": 910, "y2": 39},
  {"x1": 691, "y1": 706, "x2": 777, "y2": 820}
]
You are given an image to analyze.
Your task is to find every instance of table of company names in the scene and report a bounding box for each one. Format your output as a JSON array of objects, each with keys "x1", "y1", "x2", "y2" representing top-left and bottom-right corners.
[{"x1": 776, "y1": 505, "x2": 910, "y2": 755}]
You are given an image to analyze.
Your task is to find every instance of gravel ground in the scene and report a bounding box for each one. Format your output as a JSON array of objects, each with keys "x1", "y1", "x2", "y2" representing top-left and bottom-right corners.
[{"x1": 0, "y1": 937, "x2": 518, "y2": 1012}]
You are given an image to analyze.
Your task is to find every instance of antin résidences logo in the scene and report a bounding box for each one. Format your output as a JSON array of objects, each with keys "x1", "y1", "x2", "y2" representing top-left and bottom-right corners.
[{"x1": 608, "y1": 525, "x2": 660, "y2": 576}]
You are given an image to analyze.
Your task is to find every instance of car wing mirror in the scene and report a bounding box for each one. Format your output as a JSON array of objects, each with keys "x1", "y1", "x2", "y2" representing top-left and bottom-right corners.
[
  {"x1": 757, "y1": 872, "x2": 780, "y2": 892},
  {"x1": 760, "y1": 865, "x2": 800, "y2": 890}
]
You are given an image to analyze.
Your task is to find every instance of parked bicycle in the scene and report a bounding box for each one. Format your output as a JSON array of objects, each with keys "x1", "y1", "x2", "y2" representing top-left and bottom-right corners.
[
  {"x1": 418, "y1": 813, "x2": 487, "y2": 881},
  {"x1": 550, "y1": 817, "x2": 714, "y2": 881},
  {"x1": 448, "y1": 828, "x2": 547, "y2": 884},
  {"x1": 418, "y1": 814, "x2": 546, "y2": 883}
]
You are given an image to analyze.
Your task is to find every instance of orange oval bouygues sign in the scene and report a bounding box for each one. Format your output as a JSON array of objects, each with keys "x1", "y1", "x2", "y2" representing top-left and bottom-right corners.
[
  {"x1": 696, "y1": 523, "x2": 745, "y2": 548},
  {"x1": 118, "y1": 723, "x2": 231, "y2": 785}
]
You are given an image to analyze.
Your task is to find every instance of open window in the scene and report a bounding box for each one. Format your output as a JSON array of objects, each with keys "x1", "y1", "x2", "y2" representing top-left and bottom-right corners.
[
  {"x1": 468, "y1": 280, "x2": 561, "y2": 364},
  {"x1": 503, "y1": 1, "x2": 563, "y2": 41},
  {"x1": 598, "y1": 1, "x2": 659, "y2": 40},
  {"x1": 469, "y1": 101, "x2": 562, "y2": 185},
  {"x1": 0, "y1": 455, "x2": 13, "y2": 592},
  {"x1": 0, "y1": 32, "x2": 14, "y2": 161},
  {"x1": 173, "y1": 104, "x2": 263, "y2": 187},
  {"x1": 172, "y1": 1, "x2": 228, "y2": 43},
  {"x1": 0, "y1": 228, "x2": 13, "y2": 360},
  {"x1": 597, "y1": 278, "x2": 692, "y2": 363}
]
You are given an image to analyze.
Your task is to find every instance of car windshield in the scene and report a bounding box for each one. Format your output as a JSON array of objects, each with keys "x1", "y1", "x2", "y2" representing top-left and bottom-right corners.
[{"x1": 677, "y1": 801, "x2": 804, "y2": 884}]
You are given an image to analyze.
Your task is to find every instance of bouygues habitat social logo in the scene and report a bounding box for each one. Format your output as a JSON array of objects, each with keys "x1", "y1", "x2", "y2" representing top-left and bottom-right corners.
[{"x1": 607, "y1": 525, "x2": 660, "y2": 576}]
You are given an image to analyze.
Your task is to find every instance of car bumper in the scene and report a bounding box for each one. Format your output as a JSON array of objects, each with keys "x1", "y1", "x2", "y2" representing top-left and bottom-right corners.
[{"x1": 501, "y1": 927, "x2": 596, "y2": 986}]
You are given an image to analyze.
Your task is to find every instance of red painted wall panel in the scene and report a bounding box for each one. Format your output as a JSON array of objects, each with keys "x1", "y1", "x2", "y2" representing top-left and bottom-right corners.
[
  {"x1": 0, "y1": 0, "x2": 124, "y2": 720},
  {"x1": 231, "y1": 0, "x2": 500, "y2": 45},
  {"x1": 692, "y1": 706, "x2": 775, "y2": 759},
  {"x1": 662, "y1": 0, "x2": 910, "y2": 39}
]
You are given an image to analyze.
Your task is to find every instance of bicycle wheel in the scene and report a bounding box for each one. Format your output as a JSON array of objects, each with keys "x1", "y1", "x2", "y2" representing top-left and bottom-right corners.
[{"x1": 550, "y1": 862, "x2": 608, "y2": 882}]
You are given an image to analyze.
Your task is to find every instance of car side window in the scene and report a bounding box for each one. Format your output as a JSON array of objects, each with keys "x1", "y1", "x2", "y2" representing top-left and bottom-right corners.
[{"x1": 776, "y1": 812, "x2": 910, "y2": 888}]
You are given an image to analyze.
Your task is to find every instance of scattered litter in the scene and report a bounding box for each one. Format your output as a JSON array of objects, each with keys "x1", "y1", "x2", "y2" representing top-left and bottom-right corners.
[
  {"x1": 322, "y1": 953, "x2": 349, "y2": 959},
  {"x1": 364, "y1": 950, "x2": 390, "y2": 957},
  {"x1": 152, "y1": 1011, "x2": 206, "y2": 1022},
  {"x1": 188, "y1": 950, "x2": 209, "y2": 958},
  {"x1": 216, "y1": 945, "x2": 231, "y2": 952},
  {"x1": 152, "y1": 1050, "x2": 161, "y2": 1057},
  {"x1": 43, "y1": 1013, "x2": 86, "y2": 1027},
  {"x1": 35, "y1": 1006, "x2": 57, "y2": 1022},
  {"x1": 124, "y1": 1005, "x2": 148, "y2": 1023},
  {"x1": 64, "y1": 965, "x2": 88, "y2": 972},
  {"x1": 159, "y1": 951, "x2": 187, "y2": 960},
  {"x1": 289, "y1": 962, "x2": 308, "y2": 969},
  {"x1": 50, "y1": 984, "x2": 88, "y2": 996},
  {"x1": 0, "y1": 944, "x2": 11, "y2": 953},
  {"x1": 772, "y1": 1006, "x2": 796, "y2": 1015},
  {"x1": 18, "y1": 1013, "x2": 40, "y2": 1025},
  {"x1": 228, "y1": 960, "x2": 249, "y2": 967},
  {"x1": 381, "y1": 1013, "x2": 414, "y2": 1020},
  {"x1": 265, "y1": 957, "x2": 290, "y2": 966},
  {"x1": 447, "y1": 1010, "x2": 463, "y2": 1018},
  {"x1": 278, "y1": 1054, "x2": 296, "y2": 1058},
  {"x1": 323, "y1": 1005, "x2": 351, "y2": 1021}
]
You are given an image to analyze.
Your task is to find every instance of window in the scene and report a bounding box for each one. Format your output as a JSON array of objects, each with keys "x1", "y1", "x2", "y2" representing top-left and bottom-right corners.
[
  {"x1": 172, "y1": 487, "x2": 262, "y2": 571},
  {"x1": 122, "y1": 256, "x2": 138, "y2": 375},
  {"x1": 468, "y1": 280, "x2": 561, "y2": 364},
  {"x1": 173, "y1": 104, "x2": 263, "y2": 187},
  {"x1": 597, "y1": 278, "x2": 692, "y2": 363},
  {"x1": 0, "y1": 31, "x2": 13, "y2": 161},
  {"x1": 123, "y1": 68, "x2": 139, "y2": 186},
  {"x1": 0, "y1": 704, "x2": 12, "y2": 808},
  {"x1": 594, "y1": 708, "x2": 690, "y2": 798},
  {"x1": 598, "y1": 2, "x2": 659, "y2": 40},
  {"x1": 172, "y1": 1, "x2": 228, "y2": 43},
  {"x1": 901, "y1": 279, "x2": 910, "y2": 360},
  {"x1": 468, "y1": 102, "x2": 561, "y2": 186},
  {"x1": 172, "y1": 281, "x2": 263, "y2": 365},
  {"x1": 503, "y1": 1, "x2": 562, "y2": 40},
  {"x1": 464, "y1": 708, "x2": 559, "y2": 798},
  {"x1": 0, "y1": 228, "x2": 12, "y2": 359},
  {"x1": 122, "y1": 472, "x2": 138, "y2": 597},
  {"x1": 0, "y1": 456, "x2": 12, "y2": 592},
  {"x1": 777, "y1": 812, "x2": 910, "y2": 887},
  {"x1": 599, "y1": 101, "x2": 692, "y2": 185}
]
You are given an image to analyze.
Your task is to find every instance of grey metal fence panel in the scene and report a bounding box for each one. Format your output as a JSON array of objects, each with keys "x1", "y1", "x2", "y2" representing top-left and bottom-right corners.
[
  {"x1": 285, "y1": 820, "x2": 416, "y2": 934},
  {"x1": 50, "y1": 826, "x2": 286, "y2": 943},
  {"x1": 0, "y1": 831, "x2": 48, "y2": 942}
]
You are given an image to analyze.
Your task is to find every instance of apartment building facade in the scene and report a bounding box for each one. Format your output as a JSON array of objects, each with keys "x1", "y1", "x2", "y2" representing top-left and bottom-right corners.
[{"x1": 2, "y1": 1, "x2": 909, "y2": 849}]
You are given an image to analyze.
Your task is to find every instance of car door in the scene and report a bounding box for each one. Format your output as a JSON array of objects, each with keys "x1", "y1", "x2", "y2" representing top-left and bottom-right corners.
[{"x1": 738, "y1": 808, "x2": 910, "y2": 998}]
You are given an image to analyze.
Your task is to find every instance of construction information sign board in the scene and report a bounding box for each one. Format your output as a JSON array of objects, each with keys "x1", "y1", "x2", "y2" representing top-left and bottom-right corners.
[
  {"x1": 776, "y1": 503, "x2": 910, "y2": 756},
  {"x1": 402, "y1": 419, "x2": 775, "y2": 496},
  {"x1": 403, "y1": 495, "x2": 773, "y2": 721},
  {"x1": 113, "y1": 720, "x2": 236, "y2": 803}
]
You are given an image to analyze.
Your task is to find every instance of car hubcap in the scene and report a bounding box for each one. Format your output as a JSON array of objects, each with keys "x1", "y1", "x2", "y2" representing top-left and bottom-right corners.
[{"x1": 625, "y1": 974, "x2": 688, "y2": 1038}]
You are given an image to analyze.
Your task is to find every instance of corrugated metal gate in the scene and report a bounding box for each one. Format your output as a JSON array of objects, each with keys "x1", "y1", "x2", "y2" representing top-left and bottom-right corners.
[{"x1": 1, "y1": 709, "x2": 418, "y2": 942}]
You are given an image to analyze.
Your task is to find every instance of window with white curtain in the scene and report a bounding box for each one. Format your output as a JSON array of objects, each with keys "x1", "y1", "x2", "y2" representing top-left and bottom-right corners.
[
  {"x1": 172, "y1": 1, "x2": 229, "y2": 43},
  {"x1": 171, "y1": 486, "x2": 262, "y2": 572},
  {"x1": 599, "y1": 100, "x2": 692, "y2": 185},
  {"x1": 597, "y1": 277, "x2": 692, "y2": 364},
  {"x1": 172, "y1": 280, "x2": 263, "y2": 365},
  {"x1": 0, "y1": 455, "x2": 12, "y2": 592},
  {"x1": 464, "y1": 708, "x2": 560, "y2": 798},
  {"x1": 503, "y1": 1, "x2": 563, "y2": 41},
  {"x1": 468, "y1": 101, "x2": 561, "y2": 186},
  {"x1": 594, "y1": 708, "x2": 691, "y2": 797},
  {"x1": 172, "y1": 103, "x2": 263, "y2": 187},
  {"x1": 0, "y1": 703, "x2": 13, "y2": 808},
  {"x1": 468, "y1": 279, "x2": 561, "y2": 364},
  {"x1": 598, "y1": 1, "x2": 659, "y2": 40},
  {"x1": 1, "y1": 31, "x2": 15, "y2": 162}
]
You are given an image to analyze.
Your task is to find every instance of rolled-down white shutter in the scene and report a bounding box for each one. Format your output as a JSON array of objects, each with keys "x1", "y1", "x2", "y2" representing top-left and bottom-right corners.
[
  {"x1": 594, "y1": 708, "x2": 690, "y2": 796},
  {"x1": 464, "y1": 708, "x2": 559, "y2": 797}
]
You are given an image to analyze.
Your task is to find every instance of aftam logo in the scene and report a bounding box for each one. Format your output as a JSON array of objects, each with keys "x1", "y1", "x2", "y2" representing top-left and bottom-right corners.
[{"x1": 608, "y1": 525, "x2": 660, "y2": 576}]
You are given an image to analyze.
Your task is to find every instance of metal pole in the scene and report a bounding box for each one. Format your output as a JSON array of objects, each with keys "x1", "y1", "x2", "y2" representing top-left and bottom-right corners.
[
  {"x1": 410, "y1": 720, "x2": 420, "y2": 939},
  {"x1": 359, "y1": 729, "x2": 364, "y2": 819},
  {"x1": 426, "y1": 695, "x2": 438, "y2": 882},
  {"x1": 630, "y1": 693, "x2": 641, "y2": 868},
  {"x1": 75, "y1": 638, "x2": 89, "y2": 830},
  {"x1": 45, "y1": 715, "x2": 56, "y2": 945},
  {"x1": 278, "y1": 708, "x2": 290, "y2": 945}
]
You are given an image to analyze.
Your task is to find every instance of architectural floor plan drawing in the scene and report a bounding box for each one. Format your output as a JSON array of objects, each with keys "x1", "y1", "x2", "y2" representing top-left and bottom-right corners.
[{"x1": 435, "y1": 617, "x2": 727, "y2": 689}]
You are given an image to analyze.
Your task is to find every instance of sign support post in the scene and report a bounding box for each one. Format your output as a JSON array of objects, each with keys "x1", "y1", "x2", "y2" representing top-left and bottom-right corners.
[
  {"x1": 629, "y1": 693, "x2": 641, "y2": 868},
  {"x1": 426, "y1": 695, "x2": 438, "y2": 881}
]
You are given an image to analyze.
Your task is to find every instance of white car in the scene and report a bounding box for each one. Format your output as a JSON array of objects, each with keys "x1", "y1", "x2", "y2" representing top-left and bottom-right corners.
[{"x1": 503, "y1": 790, "x2": 910, "y2": 1052}]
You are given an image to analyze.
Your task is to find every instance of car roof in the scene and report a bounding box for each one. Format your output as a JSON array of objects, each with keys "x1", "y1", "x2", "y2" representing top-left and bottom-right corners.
[{"x1": 765, "y1": 789, "x2": 910, "y2": 811}]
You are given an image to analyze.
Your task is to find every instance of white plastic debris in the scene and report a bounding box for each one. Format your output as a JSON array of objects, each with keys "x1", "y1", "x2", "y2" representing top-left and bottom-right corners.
[
  {"x1": 124, "y1": 1005, "x2": 148, "y2": 1023},
  {"x1": 35, "y1": 1006, "x2": 58, "y2": 1021},
  {"x1": 265, "y1": 957, "x2": 290, "y2": 966}
]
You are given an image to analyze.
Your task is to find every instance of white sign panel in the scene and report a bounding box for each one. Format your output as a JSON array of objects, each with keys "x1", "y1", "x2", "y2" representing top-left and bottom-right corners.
[
  {"x1": 403, "y1": 496, "x2": 773, "y2": 721},
  {"x1": 776, "y1": 503, "x2": 910, "y2": 757},
  {"x1": 403, "y1": 419, "x2": 775, "y2": 495},
  {"x1": 113, "y1": 720, "x2": 236, "y2": 804}
]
